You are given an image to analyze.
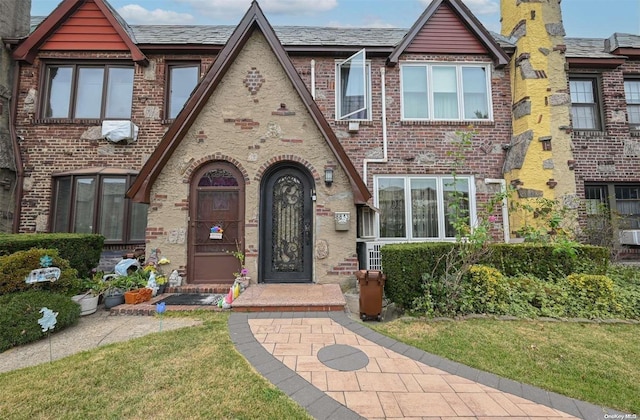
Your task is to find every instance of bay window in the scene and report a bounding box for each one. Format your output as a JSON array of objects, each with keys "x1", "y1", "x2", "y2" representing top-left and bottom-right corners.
[
  {"x1": 43, "y1": 63, "x2": 134, "y2": 120},
  {"x1": 401, "y1": 63, "x2": 491, "y2": 121},
  {"x1": 52, "y1": 171, "x2": 147, "y2": 245},
  {"x1": 376, "y1": 176, "x2": 474, "y2": 240}
]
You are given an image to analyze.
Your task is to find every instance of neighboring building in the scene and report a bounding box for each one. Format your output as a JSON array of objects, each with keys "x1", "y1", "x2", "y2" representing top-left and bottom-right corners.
[
  {"x1": 0, "y1": 0, "x2": 31, "y2": 233},
  {"x1": 8, "y1": 0, "x2": 514, "y2": 285},
  {"x1": 501, "y1": 0, "x2": 640, "y2": 251}
]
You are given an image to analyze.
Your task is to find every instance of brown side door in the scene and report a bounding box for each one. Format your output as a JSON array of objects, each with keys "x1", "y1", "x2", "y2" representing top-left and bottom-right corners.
[{"x1": 188, "y1": 161, "x2": 244, "y2": 284}]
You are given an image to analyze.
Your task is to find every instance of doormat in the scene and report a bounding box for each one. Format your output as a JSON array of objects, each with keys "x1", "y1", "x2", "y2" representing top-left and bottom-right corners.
[{"x1": 156, "y1": 293, "x2": 224, "y2": 306}]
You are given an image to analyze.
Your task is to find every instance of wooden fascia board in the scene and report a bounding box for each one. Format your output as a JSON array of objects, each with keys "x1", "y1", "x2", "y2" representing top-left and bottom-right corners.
[
  {"x1": 611, "y1": 48, "x2": 640, "y2": 57},
  {"x1": 12, "y1": 0, "x2": 82, "y2": 63},
  {"x1": 567, "y1": 57, "x2": 626, "y2": 68},
  {"x1": 93, "y1": 0, "x2": 148, "y2": 65},
  {"x1": 386, "y1": 0, "x2": 509, "y2": 67}
]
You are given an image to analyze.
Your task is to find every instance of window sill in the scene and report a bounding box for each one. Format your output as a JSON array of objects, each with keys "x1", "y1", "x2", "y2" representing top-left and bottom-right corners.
[
  {"x1": 334, "y1": 120, "x2": 373, "y2": 125},
  {"x1": 34, "y1": 118, "x2": 102, "y2": 125},
  {"x1": 400, "y1": 120, "x2": 494, "y2": 127},
  {"x1": 161, "y1": 119, "x2": 176, "y2": 125},
  {"x1": 572, "y1": 130, "x2": 607, "y2": 137}
]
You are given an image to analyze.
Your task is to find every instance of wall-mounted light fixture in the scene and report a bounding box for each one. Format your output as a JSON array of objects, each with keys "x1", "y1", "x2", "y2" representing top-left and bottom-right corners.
[{"x1": 324, "y1": 168, "x2": 333, "y2": 187}]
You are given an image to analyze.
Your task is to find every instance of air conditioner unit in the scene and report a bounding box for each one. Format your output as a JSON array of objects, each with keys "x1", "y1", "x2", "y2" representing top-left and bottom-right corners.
[
  {"x1": 101, "y1": 120, "x2": 139, "y2": 143},
  {"x1": 619, "y1": 230, "x2": 640, "y2": 245}
]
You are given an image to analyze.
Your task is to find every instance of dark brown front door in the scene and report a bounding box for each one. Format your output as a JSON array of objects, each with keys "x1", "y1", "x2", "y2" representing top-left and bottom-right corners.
[
  {"x1": 189, "y1": 161, "x2": 244, "y2": 284},
  {"x1": 260, "y1": 164, "x2": 313, "y2": 283}
]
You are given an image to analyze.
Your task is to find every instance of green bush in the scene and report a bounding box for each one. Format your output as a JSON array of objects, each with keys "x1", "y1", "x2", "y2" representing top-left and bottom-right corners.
[
  {"x1": 381, "y1": 242, "x2": 456, "y2": 310},
  {"x1": 381, "y1": 242, "x2": 609, "y2": 310},
  {"x1": 562, "y1": 273, "x2": 617, "y2": 318},
  {"x1": 0, "y1": 233, "x2": 104, "y2": 277},
  {"x1": 461, "y1": 265, "x2": 510, "y2": 315},
  {"x1": 0, "y1": 248, "x2": 78, "y2": 295},
  {"x1": 0, "y1": 290, "x2": 81, "y2": 352}
]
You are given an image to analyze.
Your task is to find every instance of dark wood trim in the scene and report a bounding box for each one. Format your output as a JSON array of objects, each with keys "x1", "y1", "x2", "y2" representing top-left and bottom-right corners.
[
  {"x1": 611, "y1": 48, "x2": 640, "y2": 57},
  {"x1": 386, "y1": 0, "x2": 509, "y2": 67},
  {"x1": 127, "y1": 0, "x2": 371, "y2": 205},
  {"x1": 567, "y1": 58, "x2": 626, "y2": 68}
]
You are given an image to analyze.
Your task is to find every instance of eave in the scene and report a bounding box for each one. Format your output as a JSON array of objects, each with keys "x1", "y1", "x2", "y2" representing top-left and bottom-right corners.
[{"x1": 567, "y1": 57, "x2": 626, "y2": 69}]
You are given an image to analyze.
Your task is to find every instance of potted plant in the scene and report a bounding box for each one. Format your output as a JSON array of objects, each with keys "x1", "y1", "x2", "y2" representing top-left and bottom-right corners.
[
  {"x1": 102, "y1": 274, "x2": 126, "y2": 309},
  {"x1": 71, "y1": 274, "x2": 106, "y2": 316}
]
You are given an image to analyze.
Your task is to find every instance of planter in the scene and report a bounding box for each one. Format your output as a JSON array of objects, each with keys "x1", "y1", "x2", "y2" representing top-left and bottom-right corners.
[
  {"x1": 72, "y1": 294, "x2": 99, "y2": 316},
  {"x1": 103, "y1": 292, "x2": 125, "y2": 309},
  {"x1": 124, "y1": 288, "x2": 152, "y2": 305}
]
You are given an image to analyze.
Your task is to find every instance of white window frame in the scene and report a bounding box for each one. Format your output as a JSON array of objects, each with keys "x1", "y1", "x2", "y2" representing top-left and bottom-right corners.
[
  {"x1": 335, "y1": 49, "x2": 371, "y2": 121},
  {"x1": 624, "y1": 79, "x2": 640, "y2": 130},
  {"x1": 373, "y1": 175, "x2": 477, "y2": 241},
  {"x1": 400, "y1": 62, "x2": 493, "y2": 122}
]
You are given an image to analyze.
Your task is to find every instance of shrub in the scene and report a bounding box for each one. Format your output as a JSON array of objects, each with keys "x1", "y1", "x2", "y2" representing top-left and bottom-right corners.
[
  {"x1": 0, "y1": 233, "x2": 104, "y2": 278},
  {"x1": 563, "y1": 273, "x2": 617, "y2": 318},
  {"x1": 461, "y1": 265, "x2": 510, "y2": 315},
  {"x1": 0, "y1": 248, "x2": 78, "y2": 295},
  {"x1": 0, "y1": 290, "x2": 81, "y2": 352}
]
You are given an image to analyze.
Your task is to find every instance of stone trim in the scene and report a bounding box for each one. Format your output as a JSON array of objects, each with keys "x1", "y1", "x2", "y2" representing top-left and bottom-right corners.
[
  {"x1": 254, "y1": 155, "x2": 321, "y2": 183},
  {"x1": 181, "y1": 154, "x2": 251, "y2": 184}
]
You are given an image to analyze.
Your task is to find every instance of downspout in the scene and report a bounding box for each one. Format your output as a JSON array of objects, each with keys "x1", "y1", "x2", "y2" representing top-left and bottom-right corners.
[
  {"x1": 362, "y1": 67, "x2": 388, "y2": 185},
  {"x1": 485, "y1": 178, "x2": 510, "y2": 243},
  {"x1": 310, "y1": 59, "x2": 316, "y2": 99},
  {"x1": 9, "y1": 64, "x2": 23, "y2": 234}
]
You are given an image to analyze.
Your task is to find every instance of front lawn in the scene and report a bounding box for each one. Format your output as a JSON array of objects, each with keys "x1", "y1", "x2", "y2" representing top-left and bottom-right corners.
[
  {"x1": 0, "y1": 312, "x2": 311, "y2": 420},
  {"x1": 373, "y1": 318, "x2": 640, "y2": 414}
]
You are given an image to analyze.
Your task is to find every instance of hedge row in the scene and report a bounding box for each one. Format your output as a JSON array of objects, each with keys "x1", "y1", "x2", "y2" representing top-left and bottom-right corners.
[
  {"x1": 381, "y1": 242, "x2": 610, "y2": 310},
  {"x1": 0, "y1": 233, "x2": 104, "y2": 278}
]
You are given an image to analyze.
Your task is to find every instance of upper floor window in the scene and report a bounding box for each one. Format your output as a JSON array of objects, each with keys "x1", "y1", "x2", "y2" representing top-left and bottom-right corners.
[
  {"x1": 43, "y1": 64, "x2": 134, "y2": 120},
  {"x1": 624, "y1": 79, "x2": 640, "y2": 130},
  {"x1": 166, "y1": 62, "x2": 200, "y2": 119},
  {"x1": 401, "y1": 63, "x2": 491, "y2": 121},
  {"x1": 336, "y1": 49, "x2": 370, "y2": 120},
  {"x1": 569, "y1": 77, "x2": 601, "y2": 130},
  {"x1": 375, "y1": 175, "x2": 475, "y2": 240},
  {"x1": 51, "y1": 171, "x2": 147, "y2": 245}
]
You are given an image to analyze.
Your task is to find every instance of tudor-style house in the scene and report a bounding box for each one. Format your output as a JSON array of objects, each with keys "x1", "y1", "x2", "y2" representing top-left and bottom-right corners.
[{"x1": 7, "y1": 0, "x2": 516, "y2": 285}]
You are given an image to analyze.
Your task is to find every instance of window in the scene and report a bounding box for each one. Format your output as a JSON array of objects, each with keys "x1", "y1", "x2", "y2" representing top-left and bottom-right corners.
[
  {"x1": 167, "y1": 63, "x2": 200, "y2": 119},
  {"x1": 400, "y1": 63, "x2": 491, "y2": 121},
  {"x1": 569, "y1": 77, "x2": 600, "y2": 130},
  {"x1": 375, "y1": 176, "x2": 475, "y2": 240},
  {"x1": 624, "y1": 79, "x2": 640, "y2": 130},
  {"x1": 43, "y1": 64, "x2": 134, "y2": 120},
  {"x1": 52, "y1": 172, "x2": 147, "y2": 245},
  {"x1": 336, "y1": 49, "x2": 370, "y2": 120}
]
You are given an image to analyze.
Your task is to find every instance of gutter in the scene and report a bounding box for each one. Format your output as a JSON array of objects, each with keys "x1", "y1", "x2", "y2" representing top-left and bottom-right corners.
[{"x1": 10, "y1": 64, "x2": 23, "y2": 233}]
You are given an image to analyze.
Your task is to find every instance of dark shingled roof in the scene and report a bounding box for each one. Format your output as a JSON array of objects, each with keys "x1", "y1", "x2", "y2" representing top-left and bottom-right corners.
[
  {"x1": 31, "y1": 16, "x2": 514, "y2": 50},
  {"x1": 607, "y1": 32, "x2": 640, "y2": 50},
  {"x1": 565, "y1": 37, "x2": 620, "y2": 58}
]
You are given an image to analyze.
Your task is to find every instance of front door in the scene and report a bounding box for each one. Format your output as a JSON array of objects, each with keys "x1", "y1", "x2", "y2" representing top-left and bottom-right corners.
[
  {"x1": 260, "y1": 165, "x2": 313, "y2": 283},
  {"x1": 188, "y1": 161, "x2": 244, "y2": 284}
]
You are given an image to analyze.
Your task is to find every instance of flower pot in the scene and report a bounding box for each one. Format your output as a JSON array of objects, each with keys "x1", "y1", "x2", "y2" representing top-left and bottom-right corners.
[
  {"x1": 124, "y1": 288, "x2": 152, "y2": 305},
  {"x1": 72, "y1": 294, "x2": 99, "y2": 316},
  {"x1": 103, "y1": 293, "x2": 125, "y2": 309}
]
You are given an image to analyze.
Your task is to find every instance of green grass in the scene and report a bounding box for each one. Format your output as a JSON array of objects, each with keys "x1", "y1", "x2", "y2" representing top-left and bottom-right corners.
[
  {"x1": 373, "y1": 318, "x2": 640, "y2": 414},
  {"x1": 0, "y1": 312, "x2": 311, "y2": 420}
]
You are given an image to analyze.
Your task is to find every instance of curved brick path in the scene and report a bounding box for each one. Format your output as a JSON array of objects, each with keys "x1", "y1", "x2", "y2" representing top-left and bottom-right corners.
[{"x1": 229, "y1": 312, "x2": 624, "y2": 420}]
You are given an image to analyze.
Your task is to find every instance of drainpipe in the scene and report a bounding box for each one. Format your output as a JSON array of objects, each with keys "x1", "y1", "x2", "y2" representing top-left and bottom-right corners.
[
  {"x1": 485, "y1": 178, "x2": 510, "y2": 243},
  {"x1": 310, "y1": 59, "x2": 316, "y2": 99},
  {"x1": 9, "y1": 64, "x2": 23, "y2": 234},
  {"x1": 362, "y1": 67, "x2": 388, "y2": 185}
]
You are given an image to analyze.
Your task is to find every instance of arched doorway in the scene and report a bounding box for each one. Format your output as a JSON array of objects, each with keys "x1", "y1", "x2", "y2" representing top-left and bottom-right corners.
[
  {"x1": 260, "y1": 163, "x2": 314, "y2": 283},
  {"x1": 188, "y1": 161, "x2": 244, "y2": 284}
]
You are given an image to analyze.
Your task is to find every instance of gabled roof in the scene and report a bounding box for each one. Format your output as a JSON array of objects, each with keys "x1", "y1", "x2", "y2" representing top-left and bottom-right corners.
[
  {"x1": 387, "y1": 0, "x2": 509, "y2": 67},
  {"x1": 14, "y1": 0, "x2": 146, "y2": 65},
  {"x1": 126, "y1": 1, "x2": 371, "y2": 205}
]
